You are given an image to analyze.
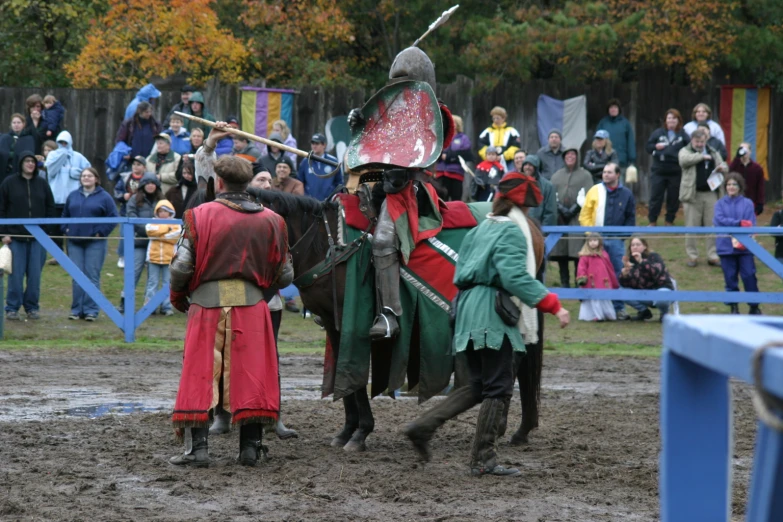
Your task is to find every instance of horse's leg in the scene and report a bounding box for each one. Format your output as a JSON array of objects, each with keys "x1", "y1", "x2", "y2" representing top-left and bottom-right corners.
[
  {"x1": 510, "y1": 311, "x2": 544, "y2": 446},
  {"x1": 344, "y1": 387, "x2": 374, "y2": 452},
  {"x1": 331, "y1": 392, "x2": 359, "y2": 447}
]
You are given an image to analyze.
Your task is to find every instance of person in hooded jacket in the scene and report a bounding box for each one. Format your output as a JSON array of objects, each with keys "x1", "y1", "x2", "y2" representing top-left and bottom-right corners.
[
  {"x1": 45, "y1": 131, "x2": 91, "y2": 218},
  {"x1": 144, "y1": 199, "x2": 181, "y2": 316},
  {"x1": 164, "y1": 157, "x2": 198, "y2": 217},
  {"x1": 550, "y1": 148, "x2": 594, "y2": 287},
  {"x1": 596, "y1": 98, "x2": 636, "y2": 171},
  {"x1": 124, "y1": 83, "x2": 162, "y2": 121},
  {"x1": 62, "y1": 167, "x2": 118, "y2": 321},
  {"x1": 645, "y1": 109, "x2": 689, "y2": 226},
  {"x1": 116, "y1": 102, "x2": 161, "y2": 163},
  {"x1": 183, "y1": 92, "x2": 215, "y2": 138},
  {"x1": 0, "y1": 151, "x2": 56, "y2": 321},
  {"x1": 119, "y1": 173, "x2": 163, "y2": 313},
  {"x1": 163, "y1": 85, "x2": 194, "y2": 129},
  {"x1": 517, "y1": 154, "x2": 556, "y2": 227}
]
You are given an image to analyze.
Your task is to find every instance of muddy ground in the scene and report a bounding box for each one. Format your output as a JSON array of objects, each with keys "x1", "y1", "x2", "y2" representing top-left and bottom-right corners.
[{"x1": 0, "y1": 350, "x2": 756, "y2": 522}]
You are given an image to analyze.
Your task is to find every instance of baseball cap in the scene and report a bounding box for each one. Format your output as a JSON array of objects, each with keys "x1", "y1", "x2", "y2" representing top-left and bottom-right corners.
[
  {"x1": 226, "y1": 115, "x2": 239, "y2": 126},
  {"x1": 155, "y1": 133, "x2": 171, "y2": 143},
  {"x1": 311, "y1": 133, "x2": 326, "y2": 144},
  {"x1": 594, "y1": 130, "x2": 610, "y2": 139},
  {"x1": 132, "y1": 155, "x2": 147, "y2": 166}
]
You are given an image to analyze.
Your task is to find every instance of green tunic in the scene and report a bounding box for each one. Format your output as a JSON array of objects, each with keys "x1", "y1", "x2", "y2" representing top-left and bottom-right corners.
[{"x1": 453, "y1": 216, "x2": 549, "y2": 353}]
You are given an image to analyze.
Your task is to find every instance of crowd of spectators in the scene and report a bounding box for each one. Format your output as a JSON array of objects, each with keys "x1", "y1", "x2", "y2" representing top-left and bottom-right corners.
[{"x1": 0, "y1": 91, "x2": 778, "y2": 323}]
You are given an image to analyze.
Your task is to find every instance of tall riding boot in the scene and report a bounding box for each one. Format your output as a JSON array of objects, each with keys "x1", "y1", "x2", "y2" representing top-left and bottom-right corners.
[
  {"x1": 274, "y1": 417, "x2": 299, "y2": 439},
  {"x1": 169, "y1": 427, "x2": 209, "y2": 468},
  {"x1": 404, "y1": 385, "x2": 479, "y2": 462},
  {"x1": 369, "y1": 253, "x2": 402, "y2": 340},
  {"x1": 209, "y1": 404, "x2": 231, "y2": 435},
  {"x1": 470, "y1": 398, "x2": 520, "y2": 477},
  {"x1": 497, "y1": 396, "x2": 512, "y2": 438},
  {"x1": 238, "y1": 423, "x2": 266, "y2": 467}
]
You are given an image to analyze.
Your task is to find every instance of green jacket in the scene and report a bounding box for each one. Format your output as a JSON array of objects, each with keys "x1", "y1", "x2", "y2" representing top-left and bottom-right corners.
[{"x1": 453, "y1": 217, "x2": 549, "y2": 353}]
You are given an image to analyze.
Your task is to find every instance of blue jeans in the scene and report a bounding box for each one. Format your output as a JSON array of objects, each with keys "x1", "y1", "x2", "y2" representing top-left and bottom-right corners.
[
  {"x1": 67, "y1": 239, "x2": 108, "y2": 317},
  {"x1": 144, "y1": 263, "x2": 171, "y2": 312},
  {"x1": 6, "y1": 240, "x2": 46, "y2": 313},
  {"x1": 603, "y1": 239, "x2": 626, "y2": 312},
  {"x1": 720, "y1": 254, "x2": 759, "y2": 307},
  {"x1": 626, "y1": 288, "x2": 672, "y2": 315}
]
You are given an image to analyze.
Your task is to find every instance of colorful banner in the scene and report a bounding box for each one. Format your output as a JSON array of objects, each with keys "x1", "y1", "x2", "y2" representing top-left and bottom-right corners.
[
  {"x1": 536, "y1": 94, "x2": 587, "y2": 150},
  {"x1": 719, "y1": 86, "x2": 770, "y2": 179},
  {"x1": 240, "y1": 87, "x2": 295, "y2": 138}
]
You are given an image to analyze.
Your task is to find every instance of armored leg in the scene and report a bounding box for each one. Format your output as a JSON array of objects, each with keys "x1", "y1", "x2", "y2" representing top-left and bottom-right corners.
[{"x1": 370, "y1": 201, "x2": 402, "y2": 340}]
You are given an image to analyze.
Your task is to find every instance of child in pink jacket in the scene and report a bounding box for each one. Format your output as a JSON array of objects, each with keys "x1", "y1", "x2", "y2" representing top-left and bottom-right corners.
[{"x1": 576, "y1": 233, "x2": 619, "y2": 321}]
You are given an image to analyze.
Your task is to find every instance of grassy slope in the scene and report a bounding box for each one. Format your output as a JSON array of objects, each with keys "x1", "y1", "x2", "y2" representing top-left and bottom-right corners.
[{"x1": 2, "y1": 203, "x2": 780, "y2": 357}]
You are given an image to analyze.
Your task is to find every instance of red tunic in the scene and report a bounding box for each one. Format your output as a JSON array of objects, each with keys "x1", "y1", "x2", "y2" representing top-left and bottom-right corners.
[{"x1": 172, "y1": 200, "x2": 289, "y2": 428}]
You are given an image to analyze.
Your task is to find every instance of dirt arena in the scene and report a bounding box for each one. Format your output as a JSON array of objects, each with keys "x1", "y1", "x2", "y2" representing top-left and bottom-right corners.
[{"x1": 0, "y1": 349, "x2": 755, "y2": 521}]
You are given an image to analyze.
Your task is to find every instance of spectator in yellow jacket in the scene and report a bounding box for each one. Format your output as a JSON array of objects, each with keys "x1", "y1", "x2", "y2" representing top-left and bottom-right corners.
[
  {"x1": 144, "y1": 199, "x2": 181, "y2": 316},
  {"x1": 477, "y1": 106, "x2": 520, "y2": 172}
]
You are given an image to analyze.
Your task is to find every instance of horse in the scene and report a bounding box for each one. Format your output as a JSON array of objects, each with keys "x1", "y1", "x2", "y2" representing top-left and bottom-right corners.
[{"x1": 245, "y1": 187, "x2": 547, "y2": 451}]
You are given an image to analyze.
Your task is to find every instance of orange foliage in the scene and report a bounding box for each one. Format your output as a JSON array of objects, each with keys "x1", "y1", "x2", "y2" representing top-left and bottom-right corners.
[{"x1": 65, "y1": 0, "x2": 250, "y2": 88}]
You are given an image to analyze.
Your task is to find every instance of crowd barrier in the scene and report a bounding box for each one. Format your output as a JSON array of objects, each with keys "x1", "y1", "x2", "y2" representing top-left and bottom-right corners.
[
  {"x1": 661, "y1": 315, "x2": 783, "y2": 522},
  {"x1": 0, "y1": 220, "x2": 781, "y2": 342}
]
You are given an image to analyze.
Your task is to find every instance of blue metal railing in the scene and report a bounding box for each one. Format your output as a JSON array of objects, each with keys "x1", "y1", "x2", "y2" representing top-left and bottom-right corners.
[
  {"x1": 541, "y1": 225, "x2": 783, "y2": 305},
  {"x1": 0, "y1": 217, "x2": 180, "y2": 342},
  {"x1": 660, "y1": 315, "x2": 783, "y2": 522},
  {"x1": 0, "y1": 220, "x2": 781, "y2": 342}
]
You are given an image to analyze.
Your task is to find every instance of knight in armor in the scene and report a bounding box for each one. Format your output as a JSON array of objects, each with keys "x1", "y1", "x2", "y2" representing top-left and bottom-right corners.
[
  {"x1": 168, "y1": 152, "x2": 293, "y2": 468},
  {"x1": 347, "y1": 46, "x2": 455, "y2": 340}
]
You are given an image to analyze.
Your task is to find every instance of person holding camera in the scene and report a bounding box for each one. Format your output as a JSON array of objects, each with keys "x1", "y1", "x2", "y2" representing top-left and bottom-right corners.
[
  {"x1": 729, "y1": 142, "x2": 765, "y2": 216},
  {"x1": 645, "y1": 109, "x2": 689, "y2": 226}
]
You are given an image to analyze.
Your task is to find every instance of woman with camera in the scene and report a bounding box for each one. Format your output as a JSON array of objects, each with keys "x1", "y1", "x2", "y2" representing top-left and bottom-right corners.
[{"x1": 645, "y1": 109, "x2": 690, "y2": 226}]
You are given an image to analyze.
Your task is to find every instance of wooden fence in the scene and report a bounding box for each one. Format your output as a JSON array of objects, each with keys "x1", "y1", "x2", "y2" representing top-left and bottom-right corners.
[{"x1": 1, "y1": 71, "x2": 779, "y2": 202}]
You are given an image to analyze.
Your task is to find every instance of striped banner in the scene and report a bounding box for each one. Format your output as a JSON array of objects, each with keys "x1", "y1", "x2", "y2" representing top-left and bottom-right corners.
[
  {"x1": 536, "y1": 94, "x2": 587, "y2": 150},
  {"x1": 719, "y1": 86, "x2": 770, "y2": 180},
  {"x1": 240, "y1": 87, "x2": 295, "y2": 138}
]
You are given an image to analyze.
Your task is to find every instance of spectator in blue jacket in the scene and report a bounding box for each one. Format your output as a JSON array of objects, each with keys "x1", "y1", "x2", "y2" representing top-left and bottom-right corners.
[
  {"x1": 713, "y1": 172, "x2": 760, "y2": 315},
  {"x1": 124, "y1": 84, "x2": 161, "y2": 121},
  {"x1": 298, "y1": 133, "x2": 342, "y2": 201},
  {"x1": 41, "y1": 95, "x2": 66, "y2": 139},
  {"x1": 597, "y1": 99, "x2": 636, "y2": 178},
  {"x1": 214, "y1": 116, "x2": 239, "y2": 156},
  {"x1": 162, "y1": 114, "x2": 191, "y2": 156},
  {"x1": 62, "y1": 167, "x2": 118, "y2": 321}
]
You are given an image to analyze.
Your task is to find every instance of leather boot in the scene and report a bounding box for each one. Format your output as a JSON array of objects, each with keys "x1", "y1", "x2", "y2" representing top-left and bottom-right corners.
[
  {"x1": 369, "y1": 253, "x2": 402, "y2": 340},
  {"x1": 209, "y1": 405, "x2": 231, "y2": 435},
  {"x1": 238, "y1": 424, "x2": 267, "y2": 466},
  {"x1": 274, "y1": 418, "x2": 298, "y2": 440},
  {"x1": 749, "y1": 305, "x2": 762, "y2": 315},
  {"x1": 169, "y1": 427, "x2": 209, "y2": 468},
  {"x1": 729, "y1": 304, "x2": 740, "y2": 315},
  {"x1": 470, "y1": 398, "x2": 520, "y2": 477},
  {"x1": 497, "y1": 396, "x2": 512, "y2": 438},
  {"x1": 404, "y1": 385, "x2": 478, "y2": 462}
]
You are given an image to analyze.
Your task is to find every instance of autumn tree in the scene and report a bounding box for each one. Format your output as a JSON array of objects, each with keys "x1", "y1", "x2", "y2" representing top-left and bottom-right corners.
[
  {"x1": 0, "y1": 0, "x2": 106, "y2": 86},
  {"x1": 236, "y1": 0, "x2": 360, "y2": 88},
  {"x1": 65, "y1": 0, "x2": 249, "y2": 88}
]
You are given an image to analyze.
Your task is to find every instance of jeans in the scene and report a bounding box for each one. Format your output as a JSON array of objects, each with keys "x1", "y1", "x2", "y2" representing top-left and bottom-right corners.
[
  {"x1": 720, "y1": 254, "x2": 759, "y2": 307},
  {"x1": 5, "y1": 240, "x2": 46, "y2": 313},
  {"x1": 144, "y1": 263, "x2": 172, "y2": 312},
  {"x1": 603, "y1": 239, "x2": 626, "y2": 312},
  {"x1": 67, "y1": 239, "x2": 108, "y2": 317},
  {"x1": 626, "y1": 287, "x2": 672, "y2": 315}
]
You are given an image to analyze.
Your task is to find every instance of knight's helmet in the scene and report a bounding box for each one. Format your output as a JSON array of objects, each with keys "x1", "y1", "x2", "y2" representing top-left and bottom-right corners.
[{"x1": 389, "y1": 47, "x2": 436, "y2": 91}]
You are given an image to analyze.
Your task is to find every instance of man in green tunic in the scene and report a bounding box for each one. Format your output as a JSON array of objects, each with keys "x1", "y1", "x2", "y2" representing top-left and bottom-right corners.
[{"x1": 405, "y1": 173, "x2": 570, "y2": 476}]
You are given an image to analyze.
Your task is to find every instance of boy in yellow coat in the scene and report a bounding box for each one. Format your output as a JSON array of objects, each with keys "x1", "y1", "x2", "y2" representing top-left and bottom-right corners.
[{"x1": 144, "y1": 199, "x2": 181, "y2": 315}]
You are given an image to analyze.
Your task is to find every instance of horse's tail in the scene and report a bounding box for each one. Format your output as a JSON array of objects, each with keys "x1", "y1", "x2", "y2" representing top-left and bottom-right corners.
[{"x1": 518, "y1": 265, "x2": 546, "y2": 434}]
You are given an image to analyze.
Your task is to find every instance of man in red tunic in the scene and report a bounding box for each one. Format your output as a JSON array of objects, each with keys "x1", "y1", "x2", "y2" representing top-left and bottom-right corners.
[{"x1": 168, "y1": 154, "x2": 293, "y2": 468}]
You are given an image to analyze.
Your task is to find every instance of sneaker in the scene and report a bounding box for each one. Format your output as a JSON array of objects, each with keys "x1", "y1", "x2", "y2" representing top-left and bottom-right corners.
[
  {"x1": 26, "y1": 310, "x2": 40, "y2": 320},
  {"x1": 84, "y1": 314, "x2": 97, "y2": 322},
  {"x1": 163, "y1": 310, "x2": 174, "y2": 317},
  {"x1": 68, "y1": 314, "x2": 80, "y2": 320},
  {"x1": 6, "y1": 311, "x2": 21, "y2": 321},
  {"x1": 631, "y1": 309, "x2": 653, "y2": 321},
  {"x1": 117, "y1": 257, "x2": 125, "y2": 269}
]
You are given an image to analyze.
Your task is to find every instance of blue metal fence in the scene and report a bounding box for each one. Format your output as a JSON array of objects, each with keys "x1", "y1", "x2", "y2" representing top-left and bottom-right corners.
[
  {"x1": 0, "y1": 220, "x2": 781, "y2": 342},
  {"x1": 661, "y1": 315, "x2": 783, "y2": 522}
]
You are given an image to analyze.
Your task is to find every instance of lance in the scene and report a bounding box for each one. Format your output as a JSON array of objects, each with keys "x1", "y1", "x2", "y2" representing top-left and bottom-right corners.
[
  {"x1": 174, "y1": 111, "x2": 341, "y2": 169},
  {"x1": 412, "y1": 5, "x2": 459, "y2": 47}
]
